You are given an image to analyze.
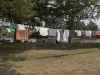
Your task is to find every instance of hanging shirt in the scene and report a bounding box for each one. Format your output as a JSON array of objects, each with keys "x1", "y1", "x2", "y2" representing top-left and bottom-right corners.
[
  {"x1": 39, "y1": 27, "x2": 49, "y2": 36},
  {"x1": 57, "y1": 29, "x2": 63, "y2": 42},
  {"x1": 63, "y1": 30, "x2": 69, "y2": 42},
  {"x1": 57, "y1": 30, "x2": 64, "y2": 42},
  {"x1": 59, "y1": 30, "x2": 64, "y2": 42},
  {"x1": 48, "y1": 28, "x2": 57, "y2": 37}
]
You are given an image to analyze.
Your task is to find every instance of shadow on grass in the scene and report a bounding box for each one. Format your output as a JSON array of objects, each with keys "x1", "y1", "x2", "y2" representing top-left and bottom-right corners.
[
  {"x1": 27, "y1": 42, "x2": 100, "y2": 50},
  {"x1": 0, "y1": 42, "x2": 100, "y2": 75},
  {"x1": 0, "y1": 43, "x2": 28, "y2": 75},
  {"x1": 0, "y1": 42, "x2": 100, "y2": 60},
  {"x1": 0, "y1": 63, "x2": 22, "y2": 75},
  {"x1": 35, "y1": 50, "x2": 94, "y2": 59}
]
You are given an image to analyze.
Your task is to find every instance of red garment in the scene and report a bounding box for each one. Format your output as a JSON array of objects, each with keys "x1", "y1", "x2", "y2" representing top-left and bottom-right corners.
[
  {"x1": 16, "y1": 24, "x2": 21, "y2": 40},
  {"x1": 16, "y1": 24, "x2": 28, "y2": 41},
  {"x1": 25, "y1": 27, "x2": 28, "y2": 41},
  {"x1": 96, "y1": 30, "x2": 100, "y2": 36}
]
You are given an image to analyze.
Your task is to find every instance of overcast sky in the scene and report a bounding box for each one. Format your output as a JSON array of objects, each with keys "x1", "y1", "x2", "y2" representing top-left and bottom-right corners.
[{"x1": 83, "y1": 19, "x2": 100, "y2": 27}]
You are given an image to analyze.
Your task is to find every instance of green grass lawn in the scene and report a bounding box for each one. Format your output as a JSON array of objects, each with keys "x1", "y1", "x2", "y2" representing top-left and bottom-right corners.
[{"x1": 0, "y1": 43, "x2": 100, "y2": 75}]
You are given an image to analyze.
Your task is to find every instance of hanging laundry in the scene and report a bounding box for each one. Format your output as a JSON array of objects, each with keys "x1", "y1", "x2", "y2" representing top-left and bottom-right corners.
[
  {"x1": 85, "y1": 30, "x2": 89, "y2": 36},
  {"x1": 21, "y1": 30, "x2": 25, "y2": 40},
  {"x1": 66, "y1": 30, "x2": 69, "y2": 37},
  {"x1": 25, "y1": 27, "x2": 28, "y2": 41},
  {"x1": 63, "y1": 30, "x2": 69, "y2": 42},
  {"x1": 1, "y1": 22, "x2": 10, "y2": 27},
  {"x1": 57, "y1": 30, "x2": 60, "y2": 42},
  {"x1": 75, "y1": 30, "x2": 82, "y2": 36},
  {"x1": 85, "y1": 30, "x2": 91, "y2": 36},
  {"x1": 7, "y1": 23, "x2": 10, "y2": 27},
  {"x1": 16, "y1": 24, "x2": 28, "y2": 41},
  {"x1": 92, "y1": 31, "x2": 96, "y2": 36},
  {"x1": 10, "y1": 23, "x2": 16, "y2": 31},
  {"x1": 69, "y1": 30, "x2": 75, "y2": 37},
  {"x1": 96, "y1": 30, "x2": 100, "y2": 36},
  {"x1": 16, "y1": 24, "x2": 21, "y2": 40},
  {"x1": 91, "y1": 30, "x2": 96, "y2": 38},
  {"x1": 39, "y1": 27, "x2": 49, "y2": 36},
  {"x1": 18, "y1": 24, "x2": 25, "y2": 30},
  {"x1": 89, "y1": 30, "x2": 92, "y2": 36},
  {"x1": 48, "y1": 28, "x2": 57, "y2": 37},
  {"x1": 57, "y1": 29, "x2": 64, "y2": 42},
  {"x1": 1, "y1": 21, "x2": 7, "y2": 26}
]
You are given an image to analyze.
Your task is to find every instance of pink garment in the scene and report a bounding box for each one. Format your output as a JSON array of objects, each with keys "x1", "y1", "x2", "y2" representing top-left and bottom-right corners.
[{"x1": 85, "y1": 30, "x2": 90, "y2": 36}]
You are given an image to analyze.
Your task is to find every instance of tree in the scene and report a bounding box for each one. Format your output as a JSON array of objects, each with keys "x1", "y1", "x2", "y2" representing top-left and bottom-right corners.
[
  {"x1": 0, "y1": 0, "x2": 36, "y2": 42},
  {"x1": 33, "y1": 0, "x2": 100, "y2": 28},
  {"x1": 33, "y1": 0, "x2": 100, "y2": 43},
  {"x1": 87, "y1": 21, "x2": 98, "y2": 30},
  {"x1": 72, "y1": 21, "x2": 87, "y2": 30},
  {"x1": 61, "y1": 0, "x2": 100, "y2": 29},
  {"x1": 0, "y1": 0, "x2": 36, "y2": 24}
]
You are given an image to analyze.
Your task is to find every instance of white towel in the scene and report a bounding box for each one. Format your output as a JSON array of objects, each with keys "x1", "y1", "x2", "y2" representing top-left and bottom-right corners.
[
  {"x1": 18, "y1": 24, "x2": 25, "y2": 30},
  {"x1": 63, "y1": 30, "x2": 69, "y2": 42},
  {"x1": 89, "y1": 30, "x2": 92, "y2": 36},
  {"x1": 39, "y1": 27, "x2": 49, "y2": 36},
  {"x1": 75, "y1": 30, "x2": 82, "y2": 36},
  {"x1": 57, "y1": 30, "x2": 60, "y2": 41}
]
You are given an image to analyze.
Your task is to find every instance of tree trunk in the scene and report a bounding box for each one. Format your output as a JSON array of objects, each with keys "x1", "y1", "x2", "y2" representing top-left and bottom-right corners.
[
  {"x1": 67, "y1": 16, "x2": 74, "y2": 43},
  {"x1": 68, "y1": 37, "x2": 72, "y2": 43}
]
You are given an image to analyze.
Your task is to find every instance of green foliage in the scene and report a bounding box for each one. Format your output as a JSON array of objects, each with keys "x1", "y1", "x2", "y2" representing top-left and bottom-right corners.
[
  {"x1": 7, "y1": 31, "x2": 14, "y2": 38},
  {"x1": 70, "y1": 21, "x2": 98, "y2": 30},
  {"x1": 29, "y1": 29, "x2": 36, "y2": 37},
  {"x1": 34, "y1": 0, "x2": 100, "y2": 29},
  {"x1": 0, "y1": 27, "x2": 14, "y2": 38},
  {"x1": 0, "y1": 0, "x2": 36, "y2": 24},
  {"x1": 72, "y1": 21, "x2": 87, "y2": 30},
  {"x1": 87, "y1": 21, "x2": 98, "y2": 30},
  {"x1": 2, "y1": 28, "x2": 8, "y2": 36}
]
